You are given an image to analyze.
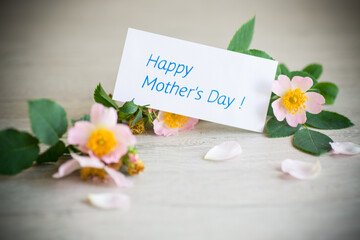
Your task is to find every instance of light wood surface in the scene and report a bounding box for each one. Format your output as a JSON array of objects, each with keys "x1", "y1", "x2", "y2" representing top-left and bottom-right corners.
[{"x1": 0, "y1": 0, "x2": 360, "y2": 239}]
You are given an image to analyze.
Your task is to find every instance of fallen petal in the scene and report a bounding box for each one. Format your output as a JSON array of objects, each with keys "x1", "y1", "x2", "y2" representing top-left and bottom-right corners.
[
  {"x1": 204, "y1": 141, "x2": 242, "y2": 161},
  {"x1": 88, "y1": 192, "x2": 130, "y2": 210},
  {"x1": 71, "y1": 152, "x2": 105, "y2": 168},
  {"x1": 52, "y1": 159, "x2": 81, "y2": 178},
  {"x1": 330, "y1": 142, "x2": 360, "y2": 155},
  {"x1": 281, "y1": 159, "x2": 321, "y2": 180},
  {"x1": 104, "y1": 167, "x2": 133, "y2": 188}
]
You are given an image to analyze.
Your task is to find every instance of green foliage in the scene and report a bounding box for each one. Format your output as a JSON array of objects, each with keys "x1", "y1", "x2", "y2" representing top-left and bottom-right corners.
[
  {"x1": 279, "y1": 63, "x2": 290, "y2": 75},
  {"x1": 131, "y1": 109, "x2": 143, "y2": 126},
  {"x1": 71, "y1": 114, "x2": 90, "y2": 126},
  {"x1": 302, "y1": 64, "x2": 323, "y2": 80},
  {"x1": 119, "y1": 100, "x2": 138, "y2": 114},
  {"x1": 312, "y1": 82, "x2": 339, "y2": 105},
  {"x1": 28, "y1": 99, "x2": 68, "y2": 146},
  {"x1": 266, "y1": 117, "x2": 300, "y2": 138},
  {"x1": 293, "y1": 128, "x2": 332, "y2": 155},
  {"x1": 287, "y1": 71, "x2": 318, "y2": 85},
  {"x1": 93, "y1": 83, "x2": 119, "y2": 110},
  {"x1": 36, "y1": 141, "x2": 66, "y2": 164},
  {"x1": 241, "y1": 49, "x2": 274, "y2": 60},
  {"x1": 117, "y1": 111, "x2": 130, "y2": 122},
  {"x1": 306, "y1": 111, "x2": 353, "y2": 130},
  {"x1": 117, "y1": 100, "x2": 140, "y2": 122},
  {"x1": 228, "y1": 16, "x2": 255, "y2": 52},
  {"x1": 0, "y1": 129, "x2": 39, "y2": 175},
  {"x1": 267, "y1": 102, "x2": 274, "y2": 117}
]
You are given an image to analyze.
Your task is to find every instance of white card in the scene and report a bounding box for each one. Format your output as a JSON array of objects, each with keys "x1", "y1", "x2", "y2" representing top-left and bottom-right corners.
[{"x1": 113, "y1": 28, "x2": 278, "y2": 132}]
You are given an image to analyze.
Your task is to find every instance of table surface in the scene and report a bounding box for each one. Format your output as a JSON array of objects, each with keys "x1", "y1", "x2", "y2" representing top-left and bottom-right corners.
[{"x1": 1, "y1": 0, "x2": 360, "y2": 239}]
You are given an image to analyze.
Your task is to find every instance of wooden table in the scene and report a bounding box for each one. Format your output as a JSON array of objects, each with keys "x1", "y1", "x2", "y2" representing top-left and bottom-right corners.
[{"x1": 1, "y1": 0, "x2": 359, "y2": 239}]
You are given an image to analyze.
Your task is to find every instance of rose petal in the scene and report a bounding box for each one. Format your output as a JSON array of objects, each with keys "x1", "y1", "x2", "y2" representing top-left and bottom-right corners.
[
  {"x1": 305, "y1": 92, "x2": 325, "y2": 114},
  {"x1": 272, "y1": 75, "x2": 291, "y2": 97},
  {"x1": 204, "y1": 141, "x2": 242, "y2": 161},
  {"x1": 88, "y1": 193, "x2": 130, "y2": 210},
  {"x1": 67, "y1": 121, "x2": 94, "y2": 147},
  {"x1": 71, "y1": 152, "x2": 105, "y2": 168},
  {"x1": 291, "y1": 76, "x2": 313, "y2": 92},
  {"x1": 272, "y1": 98, "x2": 287, "y2": 121},
  {"x1": 104, "y1": 167, "x2": 133, "y2": 188},
  {"x1": 101, "y1": 150, "x2": 124, "y2": 164},
  {"x1": 285, "y1": 111, "x2": 306, "y2": 127},
  {"x1": 112, "y1": 124, "x2": 136, "y2": 147},
  {"x1": 52, "y1": 159, "x2": 80, "y2": 178},
  {"x1": 281, "y1": 159, "x2": 321, "y2": 180},
  {"x1": 330, "y1": 142, "x2": 360, "y2": 155},
  {"x1": 153, "y1": 119, "x2": 179, "y2": 137},
  {"x1": 180, "y1": 117, "x2": 199, "y2": 131},
  {"x1": 91, "y1": 103, "x2": 118, "y2": 128}
]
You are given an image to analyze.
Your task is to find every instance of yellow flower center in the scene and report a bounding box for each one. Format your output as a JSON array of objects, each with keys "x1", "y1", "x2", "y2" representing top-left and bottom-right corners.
[
  {"x1": 282, "y1": 88, "x2": 308, "y2": 114},
  {"x1": 163, "y1": 112, "x2": 189, "y2": 128},
  {"x1": 87, "y1": 129, "x2": 116, "y2": 157},
  {"x1": 81, "y1": 167, "x2": 107, "y2": 180}
]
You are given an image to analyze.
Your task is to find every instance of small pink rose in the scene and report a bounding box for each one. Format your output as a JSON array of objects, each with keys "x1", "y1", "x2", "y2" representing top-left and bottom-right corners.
[
  {"x1": 272, "y1": 75, "x2": 325, "y2": 127},
  {"x1": 153, "y1": 111, "x2": 198, "y2": 136}
]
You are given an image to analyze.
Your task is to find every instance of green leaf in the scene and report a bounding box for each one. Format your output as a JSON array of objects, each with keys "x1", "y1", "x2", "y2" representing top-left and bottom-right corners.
[
  {"x1": 302, "y1": 64, "x2": 323, "y2": 80},
  {"x1": 117, "y1": 111, "x2": 130, "y2": 122},
  {"x1": 241, "y1": 49, "x2": 274, "y2": 60},
  {"x1": 28, "y1": 99, "x2": 68, "y2": 146},
  {"x1": 93, "y1": 83, "x2": 119, "y2": 110},
  {"x1": 131, "y1": 110, "x2": 143, "y2": 126},
  {"x1": 279, "y1": 63, "x2": 290, "y2": 75},
  {"x1": 287, "y1": 71, "x2": 318, "y2": 85},
  {"x1": 312, "y1": 82, "x2": 339, "y2": 105},
  {"x1": 0, "y1": 129, "x2": 39, "y2": 175},
  {"x1": 267, "y1": 104, "x2": 274, "y2": 117},
  {"x1": 36, "y1": 141, "x2": 66, "y2": 164},
  {"x1": 293, "y1": 129, "x2": 332, "y2": 155},
  {"x1": 119, "y1": 100, "x2": 138, "y2": 114},
  {"x1": 228, "y1": 16, "x2": 255, "y2": 52},
  {"x1": 266, "y1": 117, "x2": 300, "y2": 138},
  {"x1": 71, "y1": 114, "x2": 90, "y2": 126},
  {"x1": 267, "y1": 93, "x2": 278, "y2": 117},
  {"x1": 306, "y1": 111, "x2": 353, "y2": 130}
]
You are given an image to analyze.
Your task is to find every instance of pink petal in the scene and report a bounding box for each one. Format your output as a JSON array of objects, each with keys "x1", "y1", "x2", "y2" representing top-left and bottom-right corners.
[
  {"x1": 112, "y1": 124, "x2": 136, "y2": 146},
  {"x1": 291, "y1": 76, "x2": 313, "y2": 92},
  {"x1": 271, "y1": 98, "x2": 287, "y2": 121},
  {"x1": 330, "y1": 142, "x2": 360, "y2": 155},
  {"x1": 281, "y1": 159, "x2": 321, "y2": 180},
  {"x1": 71, "y1": 152, "x2": 105, "y2": 168},
  {"x1": 101, "y1": 149, "x2": 124, "y2": 164},
  {"x1": 90, "y1": 103, "x2": 118, "y2": 128},
  {"x1": 272, "y1": 75, "x2": 291, "y2": 96},
  {"x1": 104, "y1": 167, "x2": 133, "y2": 188},
  {"x1": 153, "y1": 118, "x2": 179, "y2": 137},
  {"x1": 305, "y1": 92, "x2": 325, "y2": 114},
  {"x1": 52, "y1": 159, "x2": 80, "y2": 178},
  {"x1": 180, "y1": 117, "x2": 199, "y2": 131},
  {"x1": 204, "y1": 141, "x2": 242, "y2": 161},
  {"x1": 88, "y1": 193, "x2": 130, "y2": 210},
  {"x1": 285, "y1": 111, "x2": 306, "y2": 127},
  {"x1": 67, "y1": 121, "x2": 94, "y2": 148}
]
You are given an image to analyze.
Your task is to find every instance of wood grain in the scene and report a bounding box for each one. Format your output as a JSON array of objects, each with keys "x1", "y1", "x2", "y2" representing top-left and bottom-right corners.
[{"x1": 0, "y1": 0, "x2": 359, "y2": 239}]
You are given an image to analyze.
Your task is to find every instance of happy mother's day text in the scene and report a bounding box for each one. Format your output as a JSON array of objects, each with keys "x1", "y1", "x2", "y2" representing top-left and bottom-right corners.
[{"x1": 141, "y1": 54, "x2": 246, "y2": 110}]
